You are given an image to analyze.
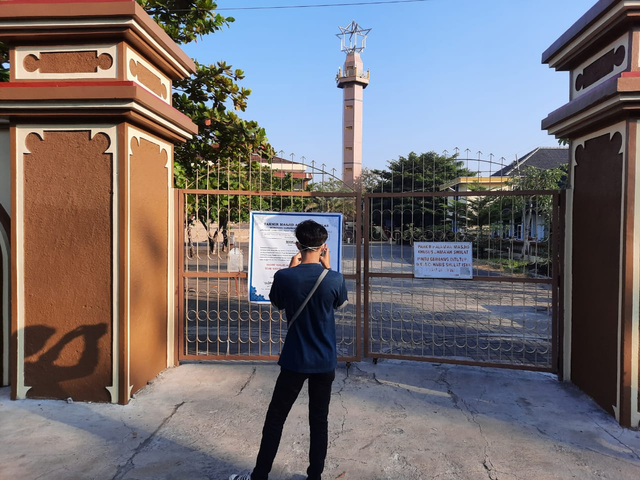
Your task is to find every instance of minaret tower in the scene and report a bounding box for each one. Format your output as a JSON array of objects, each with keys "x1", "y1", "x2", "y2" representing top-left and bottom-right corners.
[{"x1": 336, "y1": 21, "x2": 370, "y2": 187}]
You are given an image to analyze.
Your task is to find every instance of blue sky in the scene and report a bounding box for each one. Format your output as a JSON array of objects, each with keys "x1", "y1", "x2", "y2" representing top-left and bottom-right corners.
[{"x1": 183, "y1": 0, "x2": 597, "y2": 176}]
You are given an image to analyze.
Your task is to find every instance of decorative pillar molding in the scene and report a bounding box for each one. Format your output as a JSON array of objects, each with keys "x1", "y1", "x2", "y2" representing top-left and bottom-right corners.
[
  {"x1": 0, "y1": 122, "x2": 9, "y2": 388},
  {"x1": 542, "y1": 0, "x2": 640, "y2": 428},
  {"x1": 0, "y1": 0, "x2": 197, "y2": 404}
]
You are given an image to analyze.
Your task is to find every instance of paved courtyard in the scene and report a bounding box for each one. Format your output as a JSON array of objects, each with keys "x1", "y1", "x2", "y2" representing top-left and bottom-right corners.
[{"x1": 1, "y1": 360, "x2": 639, "y2": 480}]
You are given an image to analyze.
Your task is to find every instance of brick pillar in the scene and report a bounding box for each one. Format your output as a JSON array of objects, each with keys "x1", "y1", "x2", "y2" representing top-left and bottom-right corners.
[
  {"x1": 543, "y1": 0, "x2": 640, "y2": 428},
  {"x1": 0, "y1": 0, "x2": 197, "y2": 404}
]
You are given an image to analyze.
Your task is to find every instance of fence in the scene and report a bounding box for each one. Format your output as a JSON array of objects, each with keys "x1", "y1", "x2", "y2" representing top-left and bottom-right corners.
[
  {"x1": 176, "y1": 158, "x2": 361, "y2": 361},
  {"x1": 363, "y1": 190, "x2": 563, "y2": 371},
  {"x1": 175, "y1": 152, "x2": 564, "y2": 372}
]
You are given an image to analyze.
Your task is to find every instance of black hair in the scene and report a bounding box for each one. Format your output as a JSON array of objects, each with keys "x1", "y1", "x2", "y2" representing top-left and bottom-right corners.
[{"x1": 295, "y1": 219, "x2": 328, "y2": 249}]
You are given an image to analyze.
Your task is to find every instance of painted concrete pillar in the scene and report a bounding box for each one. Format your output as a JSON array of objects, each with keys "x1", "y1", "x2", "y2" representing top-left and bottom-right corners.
[
  {"x1": 0, "y1": 123, "x2": 9, "y2": 388},
  {"x1": 0, "y1": 0, "x2": 197, "y2": 404},
  {"x1": 337, "y1": 52, "x2": 369, "y2": 187},
  {"x1": 542, "y1": 0, "x2": 640, "y2": 428}
]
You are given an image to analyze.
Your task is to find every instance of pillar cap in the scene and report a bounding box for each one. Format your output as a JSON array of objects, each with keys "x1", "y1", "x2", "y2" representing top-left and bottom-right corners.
[
  {"x1": 541, "y1": 73, "x2": 640, "y2": 138},
  {"x1": 0, "y1": 80, "x2": 198, "y2": 142},
  {"x1": 542, "y1": 0, "x2": 638, "y2": 70},
  {"x1": 0, "y1": 0, "x2": 196, "y2": 79}
]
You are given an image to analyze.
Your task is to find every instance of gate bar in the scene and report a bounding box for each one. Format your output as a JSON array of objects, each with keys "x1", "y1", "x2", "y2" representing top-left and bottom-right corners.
[
  {"x1": 183, "y1": 189, "x2": 357, "y2": 198},
  {"x1": 177, "y1": 189, "x2": 186, "y2": 361},
  {"x1": 173, "y1": 189, "x2": 181, "y2": 366},
  {"x1": 355, "y1": 190, "x2": 363, "y2": 362},
  {"x1": 368, "y1": 353, "x2": 556, "y2": 373},
  {"x1": 365, "y1": 272, "x2": 553, "y2": 284},
  {"x1": 363, "y1": 194, "x2": 370, "y2": 359},
  {"x1": 551, "y1": 191, "x2": 560, "y2": 377},
  {"x1": 367, "y1": 190, "x2": 559, "y2": 199}
]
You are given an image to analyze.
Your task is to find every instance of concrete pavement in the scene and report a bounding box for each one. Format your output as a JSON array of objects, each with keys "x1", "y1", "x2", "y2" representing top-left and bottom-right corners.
[{"x1": 1, "y1": 360, "x2": 639, "y2": 480}]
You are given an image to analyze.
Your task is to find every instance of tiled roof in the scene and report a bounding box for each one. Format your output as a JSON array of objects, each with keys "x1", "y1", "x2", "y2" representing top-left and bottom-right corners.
[{"x1": 492, "y1": 147, "x2": 569, "y2": 176}]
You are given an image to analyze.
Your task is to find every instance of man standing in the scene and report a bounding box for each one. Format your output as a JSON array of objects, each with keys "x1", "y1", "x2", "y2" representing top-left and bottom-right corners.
[{"x1": 230, "y1": 219, "x2": 349, "y2": 480}]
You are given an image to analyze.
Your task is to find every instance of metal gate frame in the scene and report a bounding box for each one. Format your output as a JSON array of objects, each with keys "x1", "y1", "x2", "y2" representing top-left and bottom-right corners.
[
  {"x1": 176, "y1": 188, "x2": 362, "y2": 363},
  {"x1": 363, "y1": 189, "x2": 564, "y2": 373},
  {"x1": 175, "y1": 186, "x2": 564, "y2": 373}
]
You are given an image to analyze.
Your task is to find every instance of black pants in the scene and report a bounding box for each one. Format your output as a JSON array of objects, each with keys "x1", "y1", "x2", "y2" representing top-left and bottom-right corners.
[{"x1": 251, "y1": 368, "x2": 336, "y2": 480}]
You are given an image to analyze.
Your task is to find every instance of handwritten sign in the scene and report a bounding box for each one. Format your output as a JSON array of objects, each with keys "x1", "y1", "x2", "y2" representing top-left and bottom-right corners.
[
  {"x1": 248, "y1": 212, "x2": 342, "y2": 303},
  {"x1": 414, "y1": 242, "x2": 473, "y2": 279}
]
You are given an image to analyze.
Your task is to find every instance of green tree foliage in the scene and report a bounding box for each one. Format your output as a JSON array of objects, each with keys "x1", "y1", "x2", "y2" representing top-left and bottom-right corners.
[
  {"x1": 506, "y1": 165, "x2": 566, "y2": 259},
  {"x1": 304, "y1": 175, "x2": 357, "y2": 223},
  {"x1": 356, "y1": 167, "x2": 383, "y2": 194},
  {"x1": 367, "y1": 151, "x2": 476, "y2": 240},
  {"x1": 369, "y1": 151, "x2": 475, "y2": 193},
  {"x1": 139, "y1": 1, "x2": 280, "y2": 251},
  {"x1": 305, "y1": 167, "x2": 380, "y2": 196},
  {"x1": 138, "y1": 0, "x2": 274, "y2": 187},
  {"x1": 0, "y1": 1, "x2": 279, "y2": 254},
  {"x1": 0, "y1": 2, "x2": 273, "y2": 180},
  {"x1": 171, "y1": 60, "x2": 273, "y2": 187},
  {"x1": 508, "y1": 164, "x2": 567, "y2": 192},
  {"x1": 138, "y1": 0, "x2": 229, "y2": 44},
  {"x1": 184, "y1": 159, "x2": 304, "y2": 253}
]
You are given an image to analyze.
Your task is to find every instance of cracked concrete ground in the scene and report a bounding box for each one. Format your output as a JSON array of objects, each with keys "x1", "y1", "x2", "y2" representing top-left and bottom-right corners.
[{"x1": 1, "y1": 360, "x2": 639, "y2": 480}]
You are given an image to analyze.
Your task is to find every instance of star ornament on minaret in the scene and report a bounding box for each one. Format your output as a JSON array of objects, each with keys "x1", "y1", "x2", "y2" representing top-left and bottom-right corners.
[{"x1": 337, "y1": 20, "x2": 371, "y2": 54}]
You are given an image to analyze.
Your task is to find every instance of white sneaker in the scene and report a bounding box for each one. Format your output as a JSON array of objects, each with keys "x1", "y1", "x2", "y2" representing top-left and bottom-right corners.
[{"x1": 229, "y1": 475, "x2": 252, "y2": 480}]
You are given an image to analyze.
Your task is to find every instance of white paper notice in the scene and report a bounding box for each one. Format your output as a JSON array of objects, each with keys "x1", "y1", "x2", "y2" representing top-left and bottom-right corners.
[
  {"x1": 414, "y1": 242, "x2": 473, "y2": 279},
  {"x1": 248, "y1": 212, "x2": 343, "y2": 303}
]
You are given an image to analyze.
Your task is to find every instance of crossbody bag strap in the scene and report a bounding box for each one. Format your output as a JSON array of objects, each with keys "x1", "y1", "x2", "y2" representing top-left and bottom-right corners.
[{"x1": 288, "y1": 269, "x2": 329, "y2": 327}]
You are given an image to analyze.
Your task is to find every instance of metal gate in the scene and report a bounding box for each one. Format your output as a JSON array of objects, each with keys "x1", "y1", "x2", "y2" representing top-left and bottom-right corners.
[
  {"x1": 364, "y1": 190, "x2": 563, "y2": 372},
  {"x1": 175, "y1": 162, "x2": 361, "y2": 362},
  {"x1": 176, "y1": 162, "x2": 562, "y2": 373}
]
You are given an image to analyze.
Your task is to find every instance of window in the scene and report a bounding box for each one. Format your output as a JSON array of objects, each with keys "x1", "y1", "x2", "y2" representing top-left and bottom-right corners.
[
  {"x1": 345, "y1": 126, "x2": 353, "y2": 130},
  {"x1": 345, "y1": 147, "x2": 353, "y2": 151}
]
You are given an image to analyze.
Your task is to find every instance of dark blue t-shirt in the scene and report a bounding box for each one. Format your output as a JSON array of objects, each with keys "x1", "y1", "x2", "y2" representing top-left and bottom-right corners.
[{"x1": 269, "y1": 263, "x2": 348, "y2": 373}]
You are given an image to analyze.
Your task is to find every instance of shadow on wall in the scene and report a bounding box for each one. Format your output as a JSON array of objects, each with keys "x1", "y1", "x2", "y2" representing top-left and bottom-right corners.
[{"x1": 16, "y1": 323, "x2": 108, "y2": 400}]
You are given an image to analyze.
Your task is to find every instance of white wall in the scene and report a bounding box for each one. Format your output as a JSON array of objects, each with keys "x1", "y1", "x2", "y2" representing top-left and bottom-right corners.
[{"x1": 0, "y1": 127, "x2": 9, "y2": 215}]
